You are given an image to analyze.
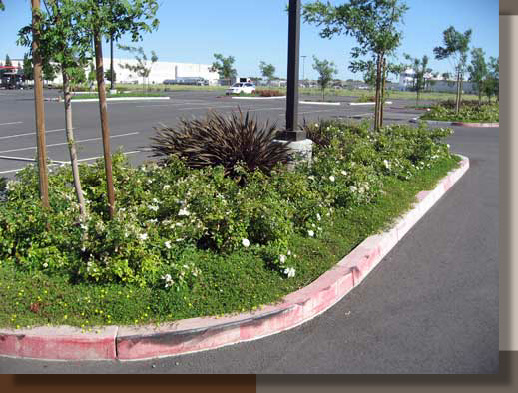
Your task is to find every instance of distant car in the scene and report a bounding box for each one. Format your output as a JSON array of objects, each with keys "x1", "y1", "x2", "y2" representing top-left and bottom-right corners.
[{"x1": 226, "y1": 82, "x2": 256, "y2": 95}]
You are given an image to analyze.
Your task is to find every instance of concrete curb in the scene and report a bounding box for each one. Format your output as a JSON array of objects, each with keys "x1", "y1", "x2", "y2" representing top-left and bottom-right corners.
[
  {"x1": 231, "y1": 96, "x2": 286, "y2": 100},
  {"x1": 299, "y1": 101, "x2": 341, "y2": 106},
  {"x1": 0, "y1": 156, "x2": 469, "y2": 361},
  {"x1": 350, "y1": 101, "x2": 392, "y2": 106},
  {"x1": 71, "y1": 97, "x2": 171, "y2": 103},
  {"x1": 410, "y1": 117, "x2": 499, "y2": 127}
]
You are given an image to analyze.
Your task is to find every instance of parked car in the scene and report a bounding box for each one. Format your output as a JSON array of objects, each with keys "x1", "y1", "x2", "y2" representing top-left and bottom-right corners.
[{"x1": 225, "y1": 82, "x2": 256, "y2": 95}]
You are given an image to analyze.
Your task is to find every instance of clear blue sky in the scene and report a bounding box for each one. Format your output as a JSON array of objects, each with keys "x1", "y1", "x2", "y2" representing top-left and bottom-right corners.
[{"x1": 0, "y1": 0, "x2": 499, "y2": 81}]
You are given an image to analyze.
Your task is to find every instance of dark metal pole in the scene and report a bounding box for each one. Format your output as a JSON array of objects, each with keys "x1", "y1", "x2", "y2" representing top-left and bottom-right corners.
[
  {"x1": 110, "y1": 34, "x2": 114, "y2": 91},
  {"x1": 281, "y1": 0, "x2": 305, "y2": 141}
]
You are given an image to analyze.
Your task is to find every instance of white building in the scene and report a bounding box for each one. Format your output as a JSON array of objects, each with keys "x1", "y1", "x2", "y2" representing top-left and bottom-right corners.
[
  {"x1": 398, "y1": 68, "x2": 476, "y2": 94},
  {"x1": 32, "y1": 58, "x2": 220, "y2": 86}
]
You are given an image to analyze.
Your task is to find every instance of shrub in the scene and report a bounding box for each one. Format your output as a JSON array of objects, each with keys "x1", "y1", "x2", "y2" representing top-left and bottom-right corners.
[
  {"x1": 150, "y1": 110, "x2": 290, "y2": 177},
  {"x1": 0, "y1": 120, "x2": 454, "y2": 290},
  {"x1": 422, "y1": 101, "x2": 499, "y2": 123},
  {"x1": 253, "y1": 89, "x2": 284, "y2": 97}
]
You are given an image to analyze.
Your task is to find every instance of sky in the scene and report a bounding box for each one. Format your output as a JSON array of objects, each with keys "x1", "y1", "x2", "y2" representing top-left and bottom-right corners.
[{"x1": 0, "y1": 0, "x2": 499, "y2": 81}]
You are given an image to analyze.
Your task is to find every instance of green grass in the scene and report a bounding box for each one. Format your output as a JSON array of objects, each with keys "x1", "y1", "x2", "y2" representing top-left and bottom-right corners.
[{"x1": 0, "y1": 155, "x2": 460, "y2": 329}]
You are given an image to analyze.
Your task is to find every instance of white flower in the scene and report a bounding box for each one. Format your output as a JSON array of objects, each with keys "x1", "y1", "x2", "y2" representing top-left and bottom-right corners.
[
  {"x1": 147, "y1": 179, "x2": 153, "y2": 184},
  {"x1": 307, "y1": 230, "x2": 314, "y2": 237},
  {"x1": 152, "y1": 198, "x2": 159, "y2": 204},
  {"x1": 283, "y1": 267, "x2": 296, "y2": 278},
  {"x1": 164, "y1": 241, "x2": 172, "y2": 249},
  {"x1": 148, "y1": 219, "x2": 158, "y2": 224},
  {"x1": 314, "y1": 123, "x2": 319, "y2": 127},
  {"x1": 329, "y1": 175, "x2": 335, "y2": 182},
  {"x1": 148, "y1": 205, "x2": 159, "y2": 212},
  {"x1": 316, "y1": 213, "x2": 321, "y2": 221},
  {"x1": 43, "y1": 262, "x2": 48, "y2": 268},
  {"x1": 287, "y1": 250, "x2": 291, "y2": 256},
  {"x1": 340, "y1": 170, "x2": 347, "y2": 176},
  {"x1": 350, "y1": 186, "x2": 357, "y2": 192},
  {"x1": 163, "y1": 185, "x2": 171, "y2": 190},
  {"x1": 447, "y1": 144, "x2": 450, "y2": 148},
  {"x1": 178, "y1": 208, "x2": 190, "y2": 216},
  {"x1": 279, "y1": 254, "x2": 286, "y2": 263},
  {"x1": 308, "y1": 175, "x2": 315, "y2": 181},
  {"x1": 383, "y1": 159, "x2": 390, "y2": 169},
  {"x1": 139, "y1": 233, "x2": 148, "y2": 241},
  {"x1": 242, "y1": 238, "x2": 250, "y2": 248}
]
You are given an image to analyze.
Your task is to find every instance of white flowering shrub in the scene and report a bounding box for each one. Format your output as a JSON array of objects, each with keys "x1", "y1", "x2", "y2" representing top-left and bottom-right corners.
[{"x1": 0, "y1": 121, "x2": 453, "y2": 288}]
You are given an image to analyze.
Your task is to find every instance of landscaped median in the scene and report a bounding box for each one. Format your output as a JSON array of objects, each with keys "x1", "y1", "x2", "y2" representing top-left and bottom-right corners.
[
  {"x1": 0, "y1": 118, "x2": 465, "y2": 360},
  {"x1": 411, "y1": 100, "x2": 499, "y2": 127},
  {"x1": 0, "y1": 155, "x2": 469, "y2": 360}
]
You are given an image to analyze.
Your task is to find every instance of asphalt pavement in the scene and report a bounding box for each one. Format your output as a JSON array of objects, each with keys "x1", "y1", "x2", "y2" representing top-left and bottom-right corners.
[{"x1": 0, "y1": 90, "x2": 498, "y2": 373}]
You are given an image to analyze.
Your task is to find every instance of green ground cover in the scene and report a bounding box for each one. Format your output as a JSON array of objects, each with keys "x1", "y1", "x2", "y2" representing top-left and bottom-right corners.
[
  {"x1": 420, "y1": 101, "x2": 499, "y2": 123},
  {"x1": 0, "y1": 121, "x2": 459, "y2": 329}
]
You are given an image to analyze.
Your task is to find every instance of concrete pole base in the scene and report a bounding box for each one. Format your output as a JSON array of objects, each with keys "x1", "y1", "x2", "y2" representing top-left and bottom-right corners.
[{"x1": 274, "y1": 138, "x2": 313, "y2": 170}]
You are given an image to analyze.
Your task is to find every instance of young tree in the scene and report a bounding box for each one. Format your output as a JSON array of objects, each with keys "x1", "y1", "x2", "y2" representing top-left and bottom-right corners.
[
  {"x1": 5, "y1": 54, "x2": 12, "y2": 66},
  {"x1": 74, "y1": 0, "x2": 159, "y2": 219},
  {"x1": 42, "y1": 61, "x2": 56, "y2": 85},
  {"x1": 104, "y1": 67, "x2": 116, "y2": 83},
  {"x1": 467, "y1": 47, "x2": 487, "y2": 106},
  {"x1": 23, "y1": 53, "x2": 34, "y2": 81},
  {"x1": 483, "y1": 56, "x2": 499, "y2": 103},
  {"x1": 433, "y1": 26, "x2": 472, "y2": 114},
  {"x1": 259, "y1": 61, "x2": 275, "y2": 84},
  {"x1": 403, "y1": 54, "x2": 432, "y2": 108},
  {"x1": 18, "y1": 0, "x2": 94, "y2": 218},
  {"x1": 303, "y1": 0, "x2": 408, "y2": 130},
  {"x1": 211, "y1": 53, "x2": 237, "y2": 85},
  {"x1": 312, "y1": 56, "x2": 337, "y2": 101},
  {"x1": 118, "y1": 45, "x2": 158, "y2": 89}
]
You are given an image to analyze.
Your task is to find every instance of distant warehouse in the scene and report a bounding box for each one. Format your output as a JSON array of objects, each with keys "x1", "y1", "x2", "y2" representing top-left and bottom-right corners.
[
  {"x1": 112, "y1": 58, "x2": 220, "y2": 86},
  {"x1": 26, "y1": 58, "x2": 221, "y2": 86}
]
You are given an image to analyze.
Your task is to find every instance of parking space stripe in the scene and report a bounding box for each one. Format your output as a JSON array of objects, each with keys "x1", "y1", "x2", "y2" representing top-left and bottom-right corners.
[
  {"x1": 0, "y1": 128, "x2": 69, "y2": 140},
  {"x1": 0, "y1": 132, "x2": 139, "y2": 154},
  {"x1": 0, "y1": 122, "x2": 23, "y2": 126}
]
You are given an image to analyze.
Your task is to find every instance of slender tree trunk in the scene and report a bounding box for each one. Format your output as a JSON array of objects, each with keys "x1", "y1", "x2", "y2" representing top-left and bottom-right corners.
[
  {"x1": 459, "y1": 75, "x2": 464, "y2": 111},
  {"x1": 62, "y1": 71, "x2": 86, "y2": 218},
  {"x1": 322, "y1": 87, "x2": 324, "y2": 102},
  {"x1": 94, "y1": 27, "x2": 116, "y2": 219},
  {"x1": 373, "y1": 54, "x2": 381, "y2": 131},
  {"x1": 455, "y1": 69, "x2": 461, "y2": 115},
  {"x1": 31, "y1": 0, "x2": 50, "y2": 209},
  {"x1": 380, "y1": 57, "x2": 387, "y2": 129}
]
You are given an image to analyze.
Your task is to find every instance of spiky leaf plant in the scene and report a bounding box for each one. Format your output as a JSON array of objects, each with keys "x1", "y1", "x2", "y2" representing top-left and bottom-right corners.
[{"x1": 150, "y1": 110, "x2": 290, "y2": 177}]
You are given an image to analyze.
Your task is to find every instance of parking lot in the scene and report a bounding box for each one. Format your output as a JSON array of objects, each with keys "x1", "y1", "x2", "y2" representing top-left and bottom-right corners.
[{"x1": 0, "y1": 89, "x2": 424, "y2": 177}]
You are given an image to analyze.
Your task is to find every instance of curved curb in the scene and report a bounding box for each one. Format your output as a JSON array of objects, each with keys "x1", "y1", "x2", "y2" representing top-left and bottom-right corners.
[
  {"x1": 299, "y1": 101, "x2": 341, "y2": 106},
  {"x1": 410, "y1": 118, "x2": 499, "y2": 127},
  {"x1": 349, "y1": 101, "x2": 392, "y2": 106},
  {"x1": 231, "y1": 96, "x2": 286, "y2": 100},
  {"x1": 0, "y1": 156, "x2": 469, "y2": 361}
]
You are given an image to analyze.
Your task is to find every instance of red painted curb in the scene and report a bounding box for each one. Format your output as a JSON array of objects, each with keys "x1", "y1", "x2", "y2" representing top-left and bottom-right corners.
[
  {"x1": 0, "y1": 326, "x2": 118, "y2": 360},
  {"x1": 450, "y1": 122, "x2": 499, "y2": 128},
  {"x1": 0, "y1": 156, "x2": 469, "y2": 361}
]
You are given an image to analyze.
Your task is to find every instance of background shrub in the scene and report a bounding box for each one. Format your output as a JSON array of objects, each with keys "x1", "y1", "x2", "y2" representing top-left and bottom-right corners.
[{"x1": 150, "y1": 110, "x2": 290, "y2": 177}]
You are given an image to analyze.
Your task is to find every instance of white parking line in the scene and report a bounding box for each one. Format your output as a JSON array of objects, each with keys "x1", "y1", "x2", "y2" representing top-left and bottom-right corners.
[
  {"x1": 0, "y1": 132, "x2": 139, "y2": 154},
  {"x1": 277, "y1": 108, "x2": 337, "y2": 116},
  {"x1": 51, "y1": 150, "x2": 141, "y2": 164},
  {"x1": 0, "y1": 128, "x2": 69, "y2": 140},
  {"x1": 0, "y1": 122, "x2": 23, "y2": 126}
]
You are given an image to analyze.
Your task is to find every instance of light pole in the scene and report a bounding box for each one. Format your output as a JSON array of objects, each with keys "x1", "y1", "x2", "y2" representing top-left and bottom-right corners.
[
  {"x1": 282, "y1": 0, "x2": 305, "y2": 141},
  {"x1": 301, "y1": 55, "x2": 307, "y2": 82}
]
